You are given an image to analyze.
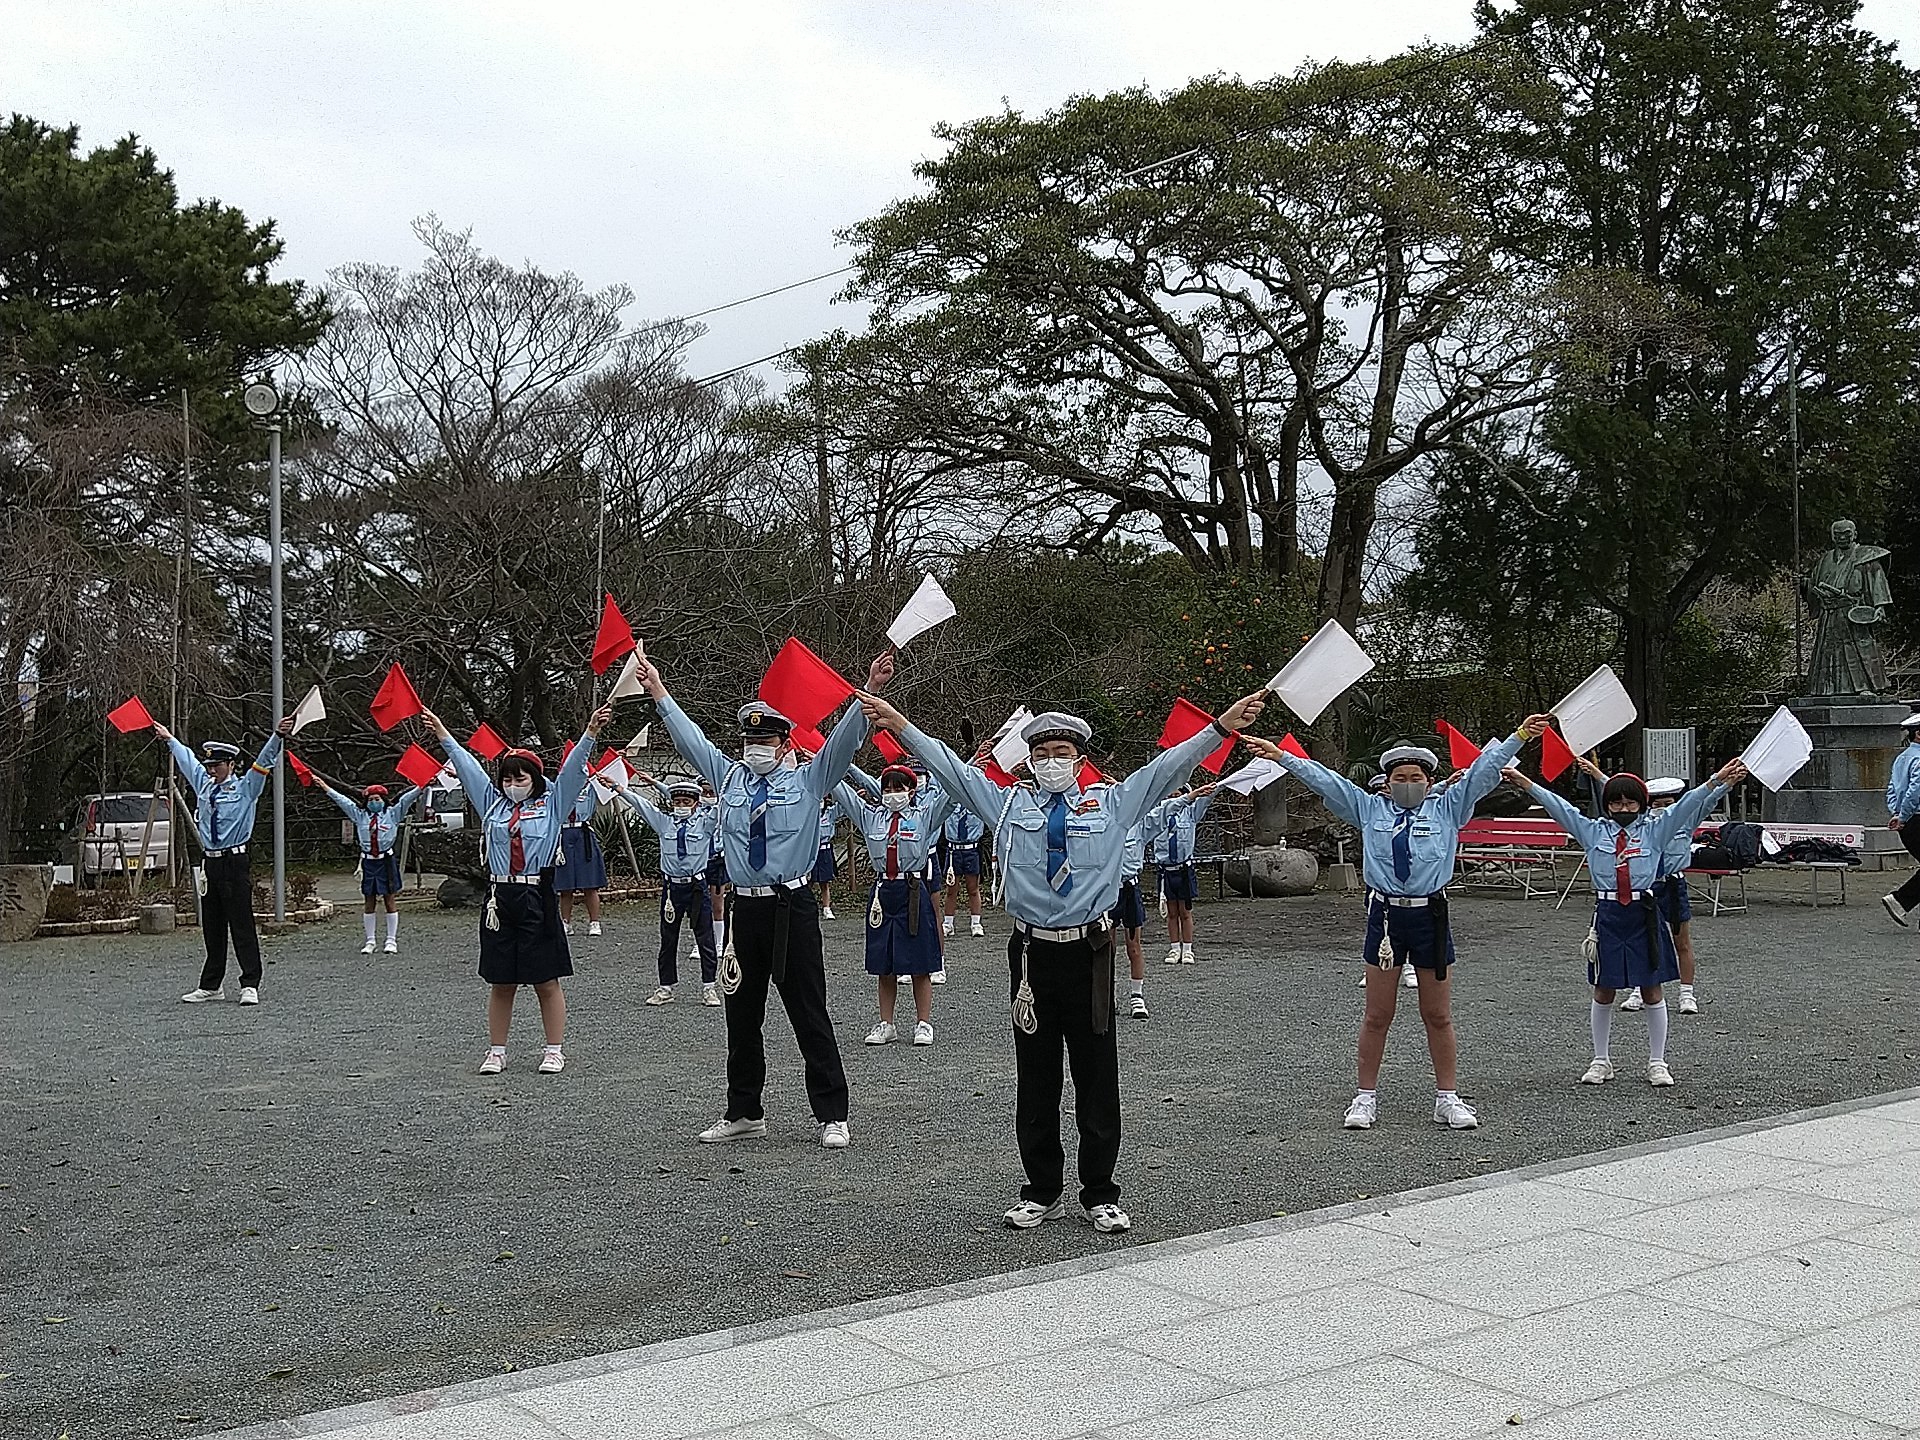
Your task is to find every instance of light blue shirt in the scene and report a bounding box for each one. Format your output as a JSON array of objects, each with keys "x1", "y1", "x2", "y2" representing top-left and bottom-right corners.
[
  {"x1": 1525, "y1": 779, "x2": 1728, "y2": 895},
  {"x1": 832, "y1": 781, "x2": 957, "y2": 878},
  {"x1": 564, "y1": 783, "x2": 599, "y2": 826},
  {"x1": 901, "y1": 721, "x2": 1226, "y2": 928},
  {"x1": 1280, "y1": 733, "x2": 1526, "y2": 896},
  {"x1": 168, "y1": 734, "x2": 283, "y2": 850},
  {"x1": 1889, "y1": 742, "x2": 1920, "y2": 819},
  {"x1": 323, "y1": 784, "x2": 423, "y2": 857},
  {"x1": 700, "y1": 797, "x2": 724, "y2": 858},
  {"x1": 943, "y1": 808, "x2": 985, "y2": 845},
  {"x1": 616, "y1": 786, "x2": 720, "y2": 880},
  {"x1": 656, "y1": 695, "x2": 869, "y2": 887},
  {"x1": 1152, "y1": 791, "x2": 1214, "y2": 865},
  {"x1": 441, "y1": 731, "x2": 595, "y2": 876},
  {"x1": 1121, "y1": 824, "x2": 1147, "y2": 881}
]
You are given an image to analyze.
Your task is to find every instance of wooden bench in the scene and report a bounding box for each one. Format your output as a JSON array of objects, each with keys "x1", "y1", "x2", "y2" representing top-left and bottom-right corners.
[
  {"x1": 1454, "y1": 818, "x2": 1576, "y2": 899},
  {"x1": 1756, "y1": 823, "x2": 1860, "y2": 908}
]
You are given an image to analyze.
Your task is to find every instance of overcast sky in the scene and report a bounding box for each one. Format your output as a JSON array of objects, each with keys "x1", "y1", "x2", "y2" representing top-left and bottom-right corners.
[{"x1": 4, "y1": 0, "x2": 1916, "y2": 383}]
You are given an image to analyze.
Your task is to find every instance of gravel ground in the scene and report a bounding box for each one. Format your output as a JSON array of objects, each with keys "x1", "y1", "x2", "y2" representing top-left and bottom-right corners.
[{"x1": 3, "y1": 874, "x2": 1918, "y2": 1439}]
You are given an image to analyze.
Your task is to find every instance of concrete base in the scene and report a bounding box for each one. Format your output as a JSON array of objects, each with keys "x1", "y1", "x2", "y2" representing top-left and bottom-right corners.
[
  {"x1": 1765, "y1": 701, "x2": 1908, "y2": 860},
  {"x1": 137, "y1": 903, "x2": 176, "y2": 935}
]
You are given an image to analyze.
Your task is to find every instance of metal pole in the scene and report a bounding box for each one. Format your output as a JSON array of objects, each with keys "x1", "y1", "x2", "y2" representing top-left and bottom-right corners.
[
  {"x1": 269, "y1": 422, "x2": 286, "y2": 922},
  {"x1": 1789, "y1": 332, "x2": 1802, "y2": 681}
]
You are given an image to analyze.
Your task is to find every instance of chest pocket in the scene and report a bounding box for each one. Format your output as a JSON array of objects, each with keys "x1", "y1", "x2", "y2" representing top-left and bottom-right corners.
[{"x1": 1066, "y1": 812, "x2": 1110, "y2": 839}]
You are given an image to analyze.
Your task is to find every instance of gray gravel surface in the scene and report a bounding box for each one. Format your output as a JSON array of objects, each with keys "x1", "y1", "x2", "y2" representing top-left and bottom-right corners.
[{"x1": 3, "y1": 879, "x2": 1917, "y2": 1438}]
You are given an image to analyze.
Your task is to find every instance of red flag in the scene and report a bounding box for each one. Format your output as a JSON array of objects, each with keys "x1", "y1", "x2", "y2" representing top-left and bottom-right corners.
[
  {"x1": 590, "y1": 594, "x2": 636, "y2": 675},
  {"x1": 873, "y1": 730, "x2": 907, "y2": 763},
  {"x1": 1540, "y1": 724, "x2": 1575, "y2": 782},
  {"x1": 592, "y1": 747, "x2": 621, "y2": 775},
  {"x1": 1157, "y1": 697, "x2": 1236, "y2": 775},
  {"x1": 395, "y1": 742, "x2": 443, "y2": 789},
  {"x1": 1435, "y1": 719, "x2": 1483, "y2": 770},
  {"x1": 759, "y1": 639, "x2": 854, "y2": 730},
  {"x1": 1279, "y1": 733, "x2": 1309, "y2": 760},
  {"x1": 1077, "y1": 759, "x2": 1105, "y2": 788},
  {"x1": 287, "y1": 751, "x2": 315, "y2": 788},
  {"x1": 467, "y1": 723, "x2": 507, "y2": 761},
  {"x1": 370, "y1": 663, "x2": 424, "y2": 732},
  {"x1": 106, "y1": 696, "x2": 154, "y2": 733},
  {"x1": 982, "y1": 759, "x2": 1019, "y2": 787},
  {"x1": 790, "y1": 723, "x2": 827, "y2": 755}
]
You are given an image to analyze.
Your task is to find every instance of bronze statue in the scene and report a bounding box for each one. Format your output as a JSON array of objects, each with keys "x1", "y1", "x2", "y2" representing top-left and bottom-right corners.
[{"x1": 1801, "y1": 519, "x2": 1892, "y2": 698}]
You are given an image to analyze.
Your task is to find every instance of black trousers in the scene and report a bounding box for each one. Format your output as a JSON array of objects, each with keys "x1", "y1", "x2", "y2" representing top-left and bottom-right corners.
[
  {"x1": 199, "y1": 851, "x2": 262, "y2": 990},
  {"x1": 1894, "y1": 824, "x2": 1920, "y2": 910},
  {"x1": 659, "y1": 878, "x2": 717, "y2": 986},
  {"x1": 1009, "y1": 932, "x2": 1122, "y2": 1210},
  {"x1": 725, "y1": 885, "x2": 849, "y2": 1124}
]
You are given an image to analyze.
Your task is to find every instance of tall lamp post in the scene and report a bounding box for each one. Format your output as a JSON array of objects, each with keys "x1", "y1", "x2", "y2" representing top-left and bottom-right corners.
[{"x1": 243, "y1": 381, "x2": 286, "y2": 922}]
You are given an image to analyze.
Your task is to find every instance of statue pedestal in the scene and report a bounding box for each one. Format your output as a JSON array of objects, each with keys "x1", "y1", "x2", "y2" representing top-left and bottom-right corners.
[{"x1": 1762, "y1": 700, "x2": 1908, "y2": 864}]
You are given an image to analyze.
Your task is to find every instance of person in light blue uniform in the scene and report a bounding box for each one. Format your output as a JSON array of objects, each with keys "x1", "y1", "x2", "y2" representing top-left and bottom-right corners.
[
  {"x1": 554, "y1": 759, "x2": 608, "y2": 938},
  {"x1": 319, "y1": 779, "x2": 424, "y2": 954},
  {"x1": 1506, "y1": 757, "x2": 1746, "y2": 1090},
  {"x1": 861, "y1": 685, "x2": 1269, "y2": 1237},
  {"x1": 1578, "y1": 763, "x2": 1703, "y2": 1016},
  {"x1": 1247, "y1": 715, "x2": 1551, "y2": 1133},
  {"x1": 835, "y1": 763, "x2": 956, "y2": 1047},
  {"x1": 942, "y1": 805, "x2": 988, "y2": 939},
  {"x1": 633, "y1": 649, "x2": 892, "y2": 1151},
  {"x1": 1115, "y1": 819, "x2": 1153, "y2": 1019},
  {"x1": 812, "y1": 798, "x2": 843, "y2": 918},
  {"x1": 699, "y1": 779, "x2": 730, "y2": 954},
  {"x1": 153, "y1": 715, "x2": 292, "y2": 1006},
  {"x1": 421, "y1": 704, "x2": 608, "y2": 1077},
  {"x1": 612, "y1": 776, "x2": 721, "y2": 1007},
  {"x1": 1152, "y1": 785, "x2": 1216, "y2": 964},
  {"x1": 1881, "y1": 707, "x2": 1920, "y2": 925}
]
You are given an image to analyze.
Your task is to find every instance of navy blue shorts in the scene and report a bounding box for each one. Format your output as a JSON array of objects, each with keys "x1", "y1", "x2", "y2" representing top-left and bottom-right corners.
[
  {"x1": 1589, "y1": 897, "x2": 1680, "y2": 990},
  {"x1": 704, "y1": 852, "x2": 729, "y2": 887},
  {"x1": 1658, "y1": 874, "x2": 1693, "y2": 926},
  {"x1": 553, "y1": 824, "x2": 607, "y2": 892},
  {"x1": 360, "y1": 855, "x2": 401, "y2": 898},
  {"x1": 946, "y1": 843, "x2": 981, "y2": 877},
  {"x1": 1362, "y1": 893, "x2": 1455, "y2": 979},
  {"x1": 811, "y1": 846, "x2": 838, "y2": 885},
  {"x1": 1113, "y1": 877, "x2": 1147, "y2": 933},
  {"x1": 1159, "y1": 862, "x2": 1198, "y2": 903}
]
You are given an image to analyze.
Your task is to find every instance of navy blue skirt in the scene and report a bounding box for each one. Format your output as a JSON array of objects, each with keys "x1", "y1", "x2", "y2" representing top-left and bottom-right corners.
[
  {"x1": 553, "y1": 824, "x2": 607, "y2": 892},
  {"x1": 812, "y1": 846, "x2": 838, "y2": 885},
  {"x1": 864, "y1": 879, "x2": 942, "y2": 976},
  {"x1": 1589, "y1": 896, "x2": 1679, "y2": 990},
  {"x1": 1113, "y1": 876, "x2": 1147, "y2": 932},
  {"x1": 705, "y1": 851, "x2": 729, "y2": 887},
  {"x1": 360, "y1": 855, "x2": 401, "y2": 897},
  {"x1": 1159, "y1": 862, "x2": 1198, "y2": 903},
  {"x1": 1363, "y1": 893, "x2": 1455, "y2": 978},
  {"x1": 1658, "y1": 874, "x2": 1693, "y2": 926}
]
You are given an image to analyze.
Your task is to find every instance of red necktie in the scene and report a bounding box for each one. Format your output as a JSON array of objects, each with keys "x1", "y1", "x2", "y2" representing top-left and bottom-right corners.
[
  {"x1": 510, "y1": 805, "x2": 526, "y2": 874},
  {"x1": 885, "y1": 813, "x2": 900, "y2": 879},
  {"x1": 1614, "y1": 828, "x2": 1631, "y2": 905}
]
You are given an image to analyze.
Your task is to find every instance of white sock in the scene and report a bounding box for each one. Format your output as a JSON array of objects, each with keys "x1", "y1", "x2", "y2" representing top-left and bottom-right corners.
[
  {"x1": 1356, "y1": 1088, "x2": 1376, "y2": 1101},
  {"x1": 1130, "y1": 979, "x2": 1144, "y2": 996},
  {"x1": 1646, "y1": 1001, "x2": 1670, "y2": 1063},
  {"x1": 385, "y1": 912, "x2": 399, "y2": 942},
  {"x1": 1679, "y1": 983, "x2": 1695, "y2": 996},
  {"x1": 1590, "y1": 1001, "x2": 1613, "y2": 1060},
  {"x1": 487, "y1": 1044, "x2": 505, "y2": 1057},
  {"x1": 544, "y1": 1042, "x2": 563, "y2": 1055},
  {"x1": 363, "y1": 913, "x2": 377, "y2": 942}
]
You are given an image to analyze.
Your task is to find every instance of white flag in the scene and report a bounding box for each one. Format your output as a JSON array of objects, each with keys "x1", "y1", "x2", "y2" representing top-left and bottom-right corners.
[
  {"x1": 622, "y1": 723, "x2": 652, "y2": 753},
  {"x1": 1553, "y1": 665, "x2": 1638, "y2": 755},
  {"x1": 988, "y1": 705, "x2": 1034, "y2": 775},
  {"x1": 1741, "y1": 706, "x2": 1813, "y2": 791},
  {"x1": 591, "y1": 755, "x2": 632, "y2": 801},
  {"x1": 1219, "y1": 757, "x2": 1286, "y2": 794},
  {"x1": 609, "y1": 651, "x2": 646, "y2": 701},
  {"x1": 886, "y1": 573, "x2": 958, "y2": 649},
  {"x1": 290, "y1": 684, "x2": 326, "y2": 735},
  {"x1": 1267, "y1": 620, "x2": 1375, "y2": 726}
]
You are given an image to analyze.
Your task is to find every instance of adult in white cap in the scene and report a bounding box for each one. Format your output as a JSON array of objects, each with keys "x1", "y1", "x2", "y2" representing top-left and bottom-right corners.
[
  {"x1": 633, "y1": 650, "x2": 893, "y2": 1151},
  {"x1": 1881, "y1": 706, "x2": 1920, "y2": 926},
  {"x1": 1246, "y1": 716, "x2": 1554, "y2": 1132},
  {"x1": 859, "y1": 687, "x2": 1269, "y2": 1236}
]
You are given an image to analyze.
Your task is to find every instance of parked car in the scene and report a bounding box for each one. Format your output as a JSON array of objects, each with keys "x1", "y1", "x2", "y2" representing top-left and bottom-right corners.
[{"x1": 70, "y1": 791, "x2": 173, "y2": 886}]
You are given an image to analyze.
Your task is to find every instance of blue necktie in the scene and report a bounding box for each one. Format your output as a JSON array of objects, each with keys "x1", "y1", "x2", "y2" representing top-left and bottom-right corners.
[
  {"x1": 1045, "y1": 793, "x2": 1073, "y2": 895},
  {"x1": 675, "y1": 819, "x2": 688, "y2": 865},
  {"x1": 748, "y1": 778, "x2": 769, "y2": 870},
  {"x1": 1392, "y1": 811, "x2": 1414, "y2": 883},
  {"x1": 208, "y1": 785, "x2": 221, "y2": 848}
]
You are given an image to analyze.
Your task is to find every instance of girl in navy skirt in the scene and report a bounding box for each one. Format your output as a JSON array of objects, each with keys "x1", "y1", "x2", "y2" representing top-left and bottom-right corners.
[
  {"x1": 554, "y1": 765, "x2": 609, "y2": 937},
  {"x1": 812, "y1": 798, "x2": 842, "y2": 919},
  {"x1": 1507, "y1": 759, "x2": 1746, "y2": 1088},
  {"x1": 836, "y1": 765, "x2": 955, "y2": 1047}
]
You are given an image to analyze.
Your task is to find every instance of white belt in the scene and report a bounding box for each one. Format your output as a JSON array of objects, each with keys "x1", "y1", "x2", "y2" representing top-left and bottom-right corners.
[
  {"x1": 564, "y1": 821, "x2": 589, "y2": 829},
  {"x1": 490, "y1": 874, "x2": 542, "y2": 886},
  {"x1": 205, "y1": 844, "x2": 247, "y2": 857},
  {"x1": 1369, "y1": 891, "x2": 1440, "y2": 908},
  {"x1": 663, "y1": 872, "x2": 704, "y2": 883},
  {"x1": 735, "y1": 878, "x2": 808, "y2": 897},
  {"x1": 1015, "y1": 919, "x2": 1095, "y2": 943},
  {"x1": 1605, "y1": 890, "x2": 1659, "y2": 901},
  {"x1": 946, "y1": 840, "x2": 979, "y2": 850}
]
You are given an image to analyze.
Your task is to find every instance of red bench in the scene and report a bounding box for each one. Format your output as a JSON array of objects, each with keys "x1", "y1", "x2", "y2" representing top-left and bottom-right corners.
[{"x1": 1455, "y1": 817, "x2": 1576, "y2": 899}]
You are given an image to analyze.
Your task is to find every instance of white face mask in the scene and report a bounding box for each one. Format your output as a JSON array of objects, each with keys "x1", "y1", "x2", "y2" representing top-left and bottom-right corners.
[
  {"x1": 1031, "y1": 756, "x2": 1078, "y2": 794},
  {"x1": 673, "y1": 804, "x2": 695, "y2": 818},
  {"x1": 882, "y1": 791, "x2": 911, "y2": 812},
  {"x1": 502, "y1": 779, "x2": 534, "y2": 803},
  {"x1": 742, "y1": 743, "x2": 780, "y2": 775}
]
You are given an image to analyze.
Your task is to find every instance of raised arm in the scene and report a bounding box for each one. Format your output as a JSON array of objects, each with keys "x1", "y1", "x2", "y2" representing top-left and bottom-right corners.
[
  {"x1": 1436, "y1": 728, "x2": 1532, "y2": 826},
  {"x1": 832, "y1": 779, "x2": 872, "y2": 821},
  {"x1": 238, "y1": 728, "x2": 288, "y2": 804},
  {"x1": 319, "y1": 782, "x2": 360, "y2": 822},
  {"x1": 1649, "y1": 760, "x2": 1745, "y2": 851},
  {"x1": 654, "y1": 695, "x2": 731, "y2": 790},
  {"x1": 391, "y1": 786, "x2": 427, "y2": 824},
  {"x1": 894, "y1": 723, "x2": 1007, "y2": 823},
  {"x1": 608, "y1": 781, "x2": 671, "y2": 835},
  {"x1": 803, "y1": 702, "x2": 871, "y2": 799},
  {"x1": 1112, "y1": 692, "x2": 1268, "y2": 829},
  {"x1": 438, "y1": 733, "x2": 499, "y2": 813},
  {"x1": 548, "y1": 712, "x2": 610, "y2": 822},
  {"x1": 1247, "y1": 742, "x2": 1370, "y2": 828},
  {"x1": 165, "y1": 736, "x2": 211, "y2": 793},
  {"x1": 1519, "y1": 777, "x2": 1604, "y2": 847}
]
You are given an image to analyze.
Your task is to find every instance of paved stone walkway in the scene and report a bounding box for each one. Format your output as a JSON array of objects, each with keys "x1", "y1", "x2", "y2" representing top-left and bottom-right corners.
[{"x1": 224, "y1": 1087, "x2": 1920, "y2": 1439}]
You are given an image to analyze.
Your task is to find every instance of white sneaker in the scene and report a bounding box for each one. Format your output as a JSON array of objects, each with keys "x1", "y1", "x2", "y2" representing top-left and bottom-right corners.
[
  {"x1": 942, "y1": 917, "x2": 954, "y2": 937},
  {"x1": 1180, "y1": 944, "x2": 1195, "y2": 965},
  {"x1": 1883, "y1": 894, "x2": 1909, "y2": 927},
  {"x1": 180, "y1": 988, "x2": 223, "y2": 1004},
  {"x1": 1163, "y1": 945, "x2": 1181, "y2": 966},
  {"x1": 359, "y1": 939, "x2": 376, "y2": 955},
  {"x1": 237, "y1": 987, "x2": 259, "y2": 1006},
  {"x1": 912, "y1": 1021, "x2": 934, "y2": 1046},
  {"x1": 1343, "y1": 1093, "x2": 1378, "y2": 1130},
  {"x1": 1401, "y1": 965, "x2": 1419, "y2": 989},
  {"x1": 930, "y1": 969, "x2": 947, "y2": 985},
  {"x1": 1619, "y1": 988, "x2": 1644, "y2": 1011},
  {"x1": 479, "y1": 1049, "x2": 506, "y2": 1075},
  {"x1": 970, "y1": 917, "x2": 984, "y2": 937},
  {"x1": 1678, "y1": 987, "x2": 1698, "y2": 1015},
  {"x1": 645, "y1": 986, "x2": 675, "y2": 1006},
  {"x1": 382, "y1": 938, "x2": 398, "y2": 955},
  {"x1": 588, "y1": 920, "x2": 602, "y2": 937},
  {"x1": 702, "y1": 984, "x2": 721, "y2": 1007},
  {"x1": 864, "y1": 1021, "x2": 897, "y2": 1046},
  {"x1": 1129, "y1": 993, "x2": 1149, "y2": 1019},
  {"x1": 1433, "y1": 1094, "x2": 1479, "y2": 1129},
  {"x1": 1004, "y1": 1197, "x2": 1065, "y2": 1229},
  {"x1": 698, "y1": 1116, "x2": 767, "y2": 1143},
  {"x1": 821, "y1": 907, "x2": 835, "y2": 921},
  {"x1": 1087, "y1": 1203, "x2": 1132, "y2": 1234},
  {"x1": 539, "y1": 1048, "x2": 565, "y2": 1074},
  {"x1": 1647, "y1": 1060, "x2": 1675, "y2": 1087},
  {"x1": 1580, "y1": 1057, "x2": 1616, "y2": 1084},
  {"x1": 820, "y1": 1120, "x2": 850, "y2": 1149}
]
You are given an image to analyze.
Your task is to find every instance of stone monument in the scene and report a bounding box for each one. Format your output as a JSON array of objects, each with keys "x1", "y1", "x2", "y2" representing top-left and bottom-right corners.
[{"x1": 1765, "y1": 519, "x2": 1905, "y2": 861}]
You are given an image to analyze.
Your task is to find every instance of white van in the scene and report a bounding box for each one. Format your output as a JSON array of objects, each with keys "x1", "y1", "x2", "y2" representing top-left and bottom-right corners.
[{"x1": 72, "y1": 791, "x2": 173, "y2": 884}]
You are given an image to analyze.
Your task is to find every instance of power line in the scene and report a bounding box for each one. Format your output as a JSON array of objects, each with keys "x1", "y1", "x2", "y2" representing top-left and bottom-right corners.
[{"x1": 671, "y1": 266, "x2": 854, "y2": 324}]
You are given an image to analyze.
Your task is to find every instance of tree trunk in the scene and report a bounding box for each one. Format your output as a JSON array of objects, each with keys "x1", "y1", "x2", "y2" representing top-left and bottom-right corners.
[{"x1": 1621, "y1": 610, "x2": 1669, "y2": 774}]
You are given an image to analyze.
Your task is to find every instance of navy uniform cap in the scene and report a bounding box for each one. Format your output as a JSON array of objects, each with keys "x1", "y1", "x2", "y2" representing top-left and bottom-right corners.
[
  {"x1": 737, "y1": 703, "x2": 793, "y2": 738},
  {"x1": 1380, "y1": 744, "x2": 1440, "y2": 775},
  {"x1": 201, "y1": 741, "x2": 242, "y2": 762},
  {"x1": 1020, "y1": 711, "x2": 1093, "y2": 748}
]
